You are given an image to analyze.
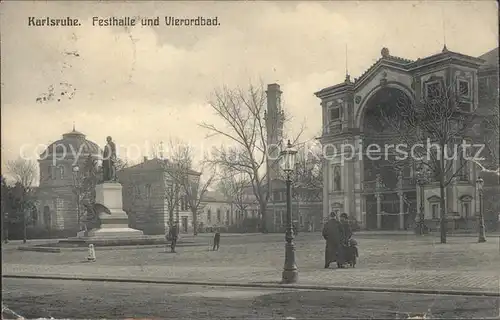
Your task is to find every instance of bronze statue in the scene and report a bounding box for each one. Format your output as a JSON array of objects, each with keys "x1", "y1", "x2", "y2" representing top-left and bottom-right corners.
[{"x1": 102, "y1": 136, "x2": 117, "y2": 182}]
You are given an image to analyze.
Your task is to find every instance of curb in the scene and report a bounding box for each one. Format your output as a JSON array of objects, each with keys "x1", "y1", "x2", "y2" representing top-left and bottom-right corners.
[
  {"x1": 16, "y1": 242, "x2": 205, "y2": 253},
  {"x1": 3, "y1": 274, "x2": 498, "y2": 297}
]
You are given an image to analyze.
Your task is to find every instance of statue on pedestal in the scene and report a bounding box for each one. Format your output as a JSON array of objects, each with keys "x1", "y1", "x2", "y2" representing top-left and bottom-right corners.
[{"x1": 102, "y1": 136, "x2": 117, "y2": 182}]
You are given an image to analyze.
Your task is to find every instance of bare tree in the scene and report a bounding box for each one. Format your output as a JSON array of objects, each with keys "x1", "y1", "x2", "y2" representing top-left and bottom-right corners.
[
  {"x1": 5, "y1": 158, "x2": 37, "y2": 190},
  {"x1": 200, "y1": 83, "x2": 303, "y2": 233},
  {"x1": 217, "y1": 168, "x2": 254, "y2": 225},
  {"x1": 115, "y1": 158, "x2": 132, "y2": 172},
  {"x1": 379, "y1": 80, "x2": 486, "y2": 243},
  {"x1": 5, "y1": 159, "x2": 38, "y2": 243},
  {"x1": 292, "y1": 143, "x2": 323, "y2": 219},
  {"x1": 161, "y1": 138, "x2": 203, "y2": 229},
  {"x1": 74, "y1": 155, "x2": 100, "y2": 231},
  {"x1": 183, "y1": 167, "x2": 215, "y2": 235}
]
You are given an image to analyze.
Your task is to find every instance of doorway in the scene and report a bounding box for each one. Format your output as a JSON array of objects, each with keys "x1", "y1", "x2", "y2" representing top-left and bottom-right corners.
[{"x1": 181, "y1": 216, "x2": 188, "y2": 233}]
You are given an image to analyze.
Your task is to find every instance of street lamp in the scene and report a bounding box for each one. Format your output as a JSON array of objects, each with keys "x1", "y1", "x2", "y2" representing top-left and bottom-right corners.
[
  {"x1": 476, "y1": 177, "x2": 486, "y2": 243},
  {"x1": 415, "y1": 165, "x2": 430, "y2": 235},
  {"x1": 280, "y1": 140, "x2": 298, "y2": 284},
  {"x1": 72, "y1": 164, "x2": 81, "y2": 230}
]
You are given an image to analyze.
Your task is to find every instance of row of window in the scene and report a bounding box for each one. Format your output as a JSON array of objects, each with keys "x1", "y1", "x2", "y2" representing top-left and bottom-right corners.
[
  {"x1": 132, "y1": 185, "x2": 191, "y2": 211},
  {"x1": 425, "y1": 79, "x2": 471, "y2": 100},
  {"x1": 429, "y1": 200, "x2": 471, "y2": 220},
  {"x1": 205, "y1": 208, "x2": 257, "y2": 224}
]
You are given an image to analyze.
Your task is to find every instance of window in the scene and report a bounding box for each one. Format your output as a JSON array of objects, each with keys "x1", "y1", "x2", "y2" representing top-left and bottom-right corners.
[
  {"x1": 273, "y1": 191, "x2": 280, "y2": 201},
  {"x1": 426, "y1": 82, "x2": 442, "y2": 100},
  {"x1": 431, "y1": 203, "x2": 440, "y2": 219},
  {"x1": 459, "y1": 155, "x2": 469, "y2": 181},
  {"x1": 226, "y1": 210, "x2": 230, "y2": 225},
  {"x1": 216, "y1": 209, "x2": 221, "y2": 222},
  {"x1": 462, "y1": 202, "x2": 470, "y2": 218},
  {"x1": 145, "y1": 184, "x2": 152, "y2": 200},
  {"x1": 49, "y1": 166, "x2": 56, "y2": 180},
  {"x1": 330, "y1": 107, "x2": 341, "y2": 121},
  {"x1": 58, "y1": 165, "x2": 65, "y2": 179},
  {"x1": 180, "y1": 195, "x2": 188, "y2": 211},
  {"x1": 478, "y1": 77, "x2": 490, "y2": 98},
  {"x1": 458, "y1": 80, "x2": 470, "y2": 98},
  {"x1": 207, "y1": 209, "x2": 212, "y2": 223}
]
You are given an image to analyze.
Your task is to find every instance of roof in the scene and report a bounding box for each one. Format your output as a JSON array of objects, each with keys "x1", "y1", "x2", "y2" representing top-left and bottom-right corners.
[
  {"x1": 39, "y1": 128, "x2": 101, "y2": 160},
  {"x1": 203, "y1": 191, "x2": 228, "y2": 202},
  {"x1": 315, "y1": 46, "x2": 487, "y2": 98},
  {"x1": 122, "y1": 157, "x2": 201, "y2": 176},
  {"x1": 478, "y1": 47, "x2": 498, "y2": 70}
]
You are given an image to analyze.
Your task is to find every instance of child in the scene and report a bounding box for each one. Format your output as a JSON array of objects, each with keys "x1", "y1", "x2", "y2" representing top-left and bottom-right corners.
[
  {"x1": 212, "y1": 228, "x2": 221, "y2": 251},
  {"x1": 346, "y1": 238, "x2": 359, "y2": 267}
]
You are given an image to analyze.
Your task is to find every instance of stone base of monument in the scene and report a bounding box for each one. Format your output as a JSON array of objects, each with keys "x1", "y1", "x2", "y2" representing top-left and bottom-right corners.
[{"x1": 59, "y1": 182, "x2": 152, "y2": 247}]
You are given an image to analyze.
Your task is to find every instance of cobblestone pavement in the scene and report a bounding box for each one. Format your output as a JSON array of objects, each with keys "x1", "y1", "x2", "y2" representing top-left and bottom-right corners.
[
  {"x1": 3, "y1": 234, "x2": 499, "y2": 292},
  {"x1": 3, "y1": 278, "x2": 499, "y2": 319}
]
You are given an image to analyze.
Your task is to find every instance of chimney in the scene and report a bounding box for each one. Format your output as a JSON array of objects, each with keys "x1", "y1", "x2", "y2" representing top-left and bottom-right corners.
[
  {"x1": 266, "y1": 83, "x2": 282, "y2": 115},
  {"x1": 143, "y1": 156, "x2": 148, "y2": 163}
]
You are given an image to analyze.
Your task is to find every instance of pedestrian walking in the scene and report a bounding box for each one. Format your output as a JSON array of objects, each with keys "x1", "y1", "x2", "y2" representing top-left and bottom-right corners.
[
  {"x1": 212, "y1": 228, "x2": 221, "y2": 251},
  {"x1": 170, "y1": 222, "x2": 179, "y2": 253}
]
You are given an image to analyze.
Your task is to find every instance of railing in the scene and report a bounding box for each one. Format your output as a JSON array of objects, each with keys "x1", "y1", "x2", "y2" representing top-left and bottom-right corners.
[{"x1": 362, "y1": 177, "x2": 416, "y2": 193}]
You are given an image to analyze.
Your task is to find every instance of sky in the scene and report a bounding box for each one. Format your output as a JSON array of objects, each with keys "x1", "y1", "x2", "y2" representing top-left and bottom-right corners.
[{"x1": 1, "y1": 1, "x2": 498, "y2": 182}]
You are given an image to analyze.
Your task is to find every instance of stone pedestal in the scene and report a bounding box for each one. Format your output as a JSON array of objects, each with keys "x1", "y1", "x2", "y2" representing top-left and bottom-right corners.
[{"x1": 80, "y1": 182, "x2": 143, "y2": 239}]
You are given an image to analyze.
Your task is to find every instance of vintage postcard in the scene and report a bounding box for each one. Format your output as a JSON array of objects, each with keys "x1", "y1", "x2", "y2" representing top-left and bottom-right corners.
[{"x1": 1, "y1": 1, "x2": 499, "y2": 319}]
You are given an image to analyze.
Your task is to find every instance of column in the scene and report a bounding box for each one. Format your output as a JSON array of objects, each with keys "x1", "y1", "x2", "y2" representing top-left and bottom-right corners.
[
  {"x1": 322, "y1": 159, "x2": 329, "y2": 220},
  {"x1": 397, "y1": 172, "x2": 404, "y2": 230},
  {"x1": 360, "y1": 195, "x2": 366, "y2": 229},
  {"x1": 376, "y1": 193, "x2": 382, "y2": 229},
  {"x1": 398, "y1": 191, "x2": 405, "y2": 230},
  {"x1": 375, "y1": 173, "x2": 382, "y2": 229}
]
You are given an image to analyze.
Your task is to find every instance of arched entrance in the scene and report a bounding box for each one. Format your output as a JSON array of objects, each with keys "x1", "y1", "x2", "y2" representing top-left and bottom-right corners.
[{"x1": 361, "y1": 86, "x2": 417, "y2": 229}]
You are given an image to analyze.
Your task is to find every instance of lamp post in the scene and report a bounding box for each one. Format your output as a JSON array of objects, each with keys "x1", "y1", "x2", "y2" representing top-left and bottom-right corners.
[
  {"x1": 280, "y1": 140, "x2": 298, "y2": 284},
  {"x1": 476, "y1": 177, "x2": 486, "y2": 243},
  {"x1": 72, "y1": 164, "x2": 81, "y2": 230},
  {"x1": 415, "y1": 165, "x2": 430, "y2": 235}
]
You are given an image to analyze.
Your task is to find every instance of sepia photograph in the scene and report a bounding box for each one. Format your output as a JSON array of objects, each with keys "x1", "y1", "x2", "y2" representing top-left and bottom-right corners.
[{"x1": 1, "y1": 1, "x2": 499, "y2": 319}]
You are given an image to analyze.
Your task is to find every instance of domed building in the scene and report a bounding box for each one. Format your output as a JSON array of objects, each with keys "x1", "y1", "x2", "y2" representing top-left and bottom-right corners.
[{"x1": 36, "y1": 126, "x2": 101, "y2": 231}]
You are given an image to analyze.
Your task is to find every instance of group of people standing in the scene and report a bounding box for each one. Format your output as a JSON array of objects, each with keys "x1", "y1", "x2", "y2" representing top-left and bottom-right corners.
[{"x1": 322, "y1": 211, "x2": 353, "y2": 269}]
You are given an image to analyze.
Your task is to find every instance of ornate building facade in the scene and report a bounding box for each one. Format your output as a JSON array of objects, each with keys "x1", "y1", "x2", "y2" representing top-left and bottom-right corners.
[
  {"x1": 316, "y1": 47, "x2": 499, "y2": 230},
  {"x1": 36, "y1": 127, "x2": 101, "y2": 230}
]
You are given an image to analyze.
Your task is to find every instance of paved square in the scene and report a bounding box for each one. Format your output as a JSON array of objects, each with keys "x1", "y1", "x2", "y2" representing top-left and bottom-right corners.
[{"x1": 2, "y1": 233, "x2": 499, "y2": 292}]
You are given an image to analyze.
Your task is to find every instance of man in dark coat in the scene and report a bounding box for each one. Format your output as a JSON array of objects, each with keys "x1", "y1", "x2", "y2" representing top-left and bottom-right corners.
[
  {"x1": 170, "y1": 222, "x2": 179, "y2": 253},
  {"x1": 213, "y1": 228, "x2": 221, "y2": 251},
  {"x1": 322, "y1": 212, "x2": 342, "y2": 268},
  {"x1": 337, "y1": 213, "x2": 353, "y2": 268}
]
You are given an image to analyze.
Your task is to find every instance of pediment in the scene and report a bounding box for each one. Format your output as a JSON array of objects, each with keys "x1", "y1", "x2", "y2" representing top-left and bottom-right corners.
[
  {"x1": 427, "y1": 195, "x2": 441, "y2": 202},
  {"x1": 354, "y1": 63, "x2": 412, "y2": 91},
  {"x1": 459, "y1": 195, "x2": 473, "y2": 202}
]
